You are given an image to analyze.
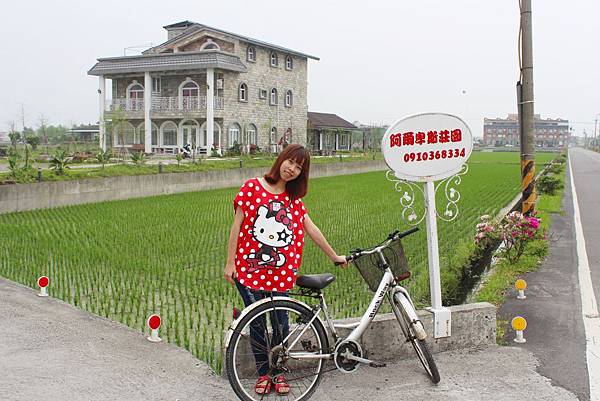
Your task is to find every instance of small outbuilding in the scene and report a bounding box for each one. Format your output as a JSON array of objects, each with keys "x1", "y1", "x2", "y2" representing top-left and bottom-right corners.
[{"x1": 307, "y1": 112, "x2": 357, "y2": 154}]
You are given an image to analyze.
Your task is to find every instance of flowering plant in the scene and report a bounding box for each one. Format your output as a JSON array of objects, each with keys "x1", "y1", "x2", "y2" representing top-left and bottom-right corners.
[{"x1": 475, "y1": 211, "x2": 543, "y2": 263}]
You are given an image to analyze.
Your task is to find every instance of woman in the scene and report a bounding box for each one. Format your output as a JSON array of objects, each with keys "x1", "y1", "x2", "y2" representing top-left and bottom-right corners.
[{"x1": 224, "y1": 144, "x2": 347, "y2": 395}]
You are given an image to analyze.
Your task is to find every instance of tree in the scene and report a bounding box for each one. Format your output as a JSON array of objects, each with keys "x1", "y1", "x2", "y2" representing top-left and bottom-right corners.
[
  {"x1": 25, "y1": 134, "x2": 41, "y2": 150},
  {"x1": 106, "y1": 109, "x2": 128, "y2": 162},
  {"x1": 49, "y1": 150, "x2": 72, "y2": 175},
  {"x1": 38, "y1": 114, "x2": 49, "y2": 154},
  {"x1": 95, "y1": 149, "x2": 112, "y2": 169}
]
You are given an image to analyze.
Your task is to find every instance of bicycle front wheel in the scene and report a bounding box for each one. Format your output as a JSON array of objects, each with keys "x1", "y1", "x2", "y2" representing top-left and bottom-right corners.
[
  {"x1": 391, "y1": 294, "x2": 440, "y2": 384},
  {"x1": 225, "y1": 299, "x2": 330, "y2": 401}
]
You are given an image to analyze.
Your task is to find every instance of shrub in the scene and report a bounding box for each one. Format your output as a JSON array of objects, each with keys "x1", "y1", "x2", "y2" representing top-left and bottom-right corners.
[
  {"x1": 49, "y1": 150, "x2": 72, "y2": 175},
  {"x1": 536, "y1": 175, "x2": 563, "y2": 195},
  {"x1": 475, "y1": 211, "x2": 544, "y2": 264},
  {"x1": 226, "y1": 142, "x2": 242, "y2": 156}
]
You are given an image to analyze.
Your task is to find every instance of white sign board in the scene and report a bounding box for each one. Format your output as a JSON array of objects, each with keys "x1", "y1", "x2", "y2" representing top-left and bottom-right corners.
[{"x1": 381, "y1": 113, "x2": 473, "y2": 182}]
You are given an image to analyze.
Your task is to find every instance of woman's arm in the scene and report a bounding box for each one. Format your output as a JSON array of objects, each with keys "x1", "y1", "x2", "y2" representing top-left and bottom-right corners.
[
  {"x1": 224, "y1": 207, "x2": 245, "y2": 284},
  {"x1": 303, "y1": 214, "x2": 347, "y2": 266}
]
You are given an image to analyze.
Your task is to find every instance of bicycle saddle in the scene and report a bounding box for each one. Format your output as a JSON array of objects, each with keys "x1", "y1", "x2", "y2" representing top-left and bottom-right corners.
[{"x1": 296, "y1": 273, "x2": 336, "y2": 290}]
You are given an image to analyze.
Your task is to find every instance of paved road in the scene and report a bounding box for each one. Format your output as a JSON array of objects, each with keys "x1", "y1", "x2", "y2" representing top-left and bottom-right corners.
[
  {"x1": 0, "y1": 278, "x2": 576, "y2": 401},
  {"x1": 499, "y1": 147, "x2": 600, "y2": 401}
]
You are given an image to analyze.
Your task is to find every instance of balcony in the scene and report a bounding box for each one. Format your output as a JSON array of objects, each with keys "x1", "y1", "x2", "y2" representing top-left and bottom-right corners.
[{"x1": 106, "y1": 96, "x2": 225, "y2": 115}]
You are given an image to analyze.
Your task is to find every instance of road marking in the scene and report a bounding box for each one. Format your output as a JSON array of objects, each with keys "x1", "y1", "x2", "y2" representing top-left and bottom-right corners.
[{"x1": 569, "y1": 152, "x2": 600, "y2": 401}]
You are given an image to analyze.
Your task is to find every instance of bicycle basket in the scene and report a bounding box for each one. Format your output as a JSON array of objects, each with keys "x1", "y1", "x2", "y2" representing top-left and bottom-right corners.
[{"x1": 352, "y1": 238, "x2": 410, "y2": 292}]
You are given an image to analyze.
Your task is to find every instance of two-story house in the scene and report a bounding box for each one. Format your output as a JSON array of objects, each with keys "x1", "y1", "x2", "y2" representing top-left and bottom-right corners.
[{"x1": 88, "y1": 21, "x2": 318, "y2": 155}]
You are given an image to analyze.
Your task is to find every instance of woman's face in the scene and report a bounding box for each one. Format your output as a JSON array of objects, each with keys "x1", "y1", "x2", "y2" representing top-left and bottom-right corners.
[{"x1": 279, "y1": 158, "x2": 303, "y2": 182}]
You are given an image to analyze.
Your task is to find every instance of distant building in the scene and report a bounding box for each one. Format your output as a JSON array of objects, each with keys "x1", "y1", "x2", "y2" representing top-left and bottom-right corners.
[
  {"x1": 0, "y1": 131, "x2": 8, "y2": 144},
  {"x1": 307, "y1": 112, "x2": 356, "y2": 154},
  {"x1": 67, "y1": 124, "x2": 99, "y2": 142},
  {"x1": 483, "y1": 114, "x2": 569, "y2": 148}
]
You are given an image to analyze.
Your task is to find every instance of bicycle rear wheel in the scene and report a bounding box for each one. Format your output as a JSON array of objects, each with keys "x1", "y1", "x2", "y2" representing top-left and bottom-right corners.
[
  {"x1": 225, "y1": 299, "x2": 330, "y2": 401},
  {"x1": 391, "y1": 293, "x2": 440, "y2": 384}
]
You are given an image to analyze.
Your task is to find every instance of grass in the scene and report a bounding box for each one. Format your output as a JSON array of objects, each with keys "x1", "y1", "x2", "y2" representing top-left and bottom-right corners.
[{"x1": 0, "y1": 151, "x2": 558, "y2": 371}]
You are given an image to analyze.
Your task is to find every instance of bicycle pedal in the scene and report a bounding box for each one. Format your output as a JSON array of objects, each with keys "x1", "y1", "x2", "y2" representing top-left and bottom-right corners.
[{"x1": 369, "y1": 361, "x2": 386, "y2": 368}]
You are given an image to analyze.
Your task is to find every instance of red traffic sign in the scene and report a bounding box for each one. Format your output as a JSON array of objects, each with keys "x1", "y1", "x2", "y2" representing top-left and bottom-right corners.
[
  {"x1": 37, "y1": 276, "x2": 49, "y2": 288},
  {"x1": 147, "y1": 314, "x2": 161, "y2": 330}
]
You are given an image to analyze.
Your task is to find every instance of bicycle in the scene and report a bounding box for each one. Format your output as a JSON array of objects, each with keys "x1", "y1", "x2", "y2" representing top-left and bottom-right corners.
[{"x1": 224, "y1": 227, "x2": 440, "y2": 401}]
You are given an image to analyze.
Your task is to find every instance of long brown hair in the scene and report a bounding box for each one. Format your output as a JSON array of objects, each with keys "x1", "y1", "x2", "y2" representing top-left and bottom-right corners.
[{"x1": 264, "y1": 144, "x2": 311, "y2": 199}]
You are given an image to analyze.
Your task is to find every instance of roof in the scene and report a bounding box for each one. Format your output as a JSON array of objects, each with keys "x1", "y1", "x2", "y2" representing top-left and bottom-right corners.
[
  {"x1": 88, "y1": 50, "x2": 247, "y2": 76},
  {"x1": 68, "y1": 124, "x2": 99, "y2": 132},
  {"x1": 163, "y1": 21, "x2": 195, "y2": 29},
  {"x1": 146, "y1": 21, "x2": 319, "y2": 61},
  {"x1": 308, "y1": 112, "x2": 357, "y2": 129}
]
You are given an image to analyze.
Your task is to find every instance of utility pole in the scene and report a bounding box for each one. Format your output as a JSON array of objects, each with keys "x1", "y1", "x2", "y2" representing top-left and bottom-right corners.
[{"x1": 518, "y1": 0, "x2": 536, "y2": 216}]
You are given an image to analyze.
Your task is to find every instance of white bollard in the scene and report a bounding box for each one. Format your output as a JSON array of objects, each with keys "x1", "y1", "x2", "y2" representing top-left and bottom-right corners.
[
  {"x1": 147, "y1": 314, "x2": 162, "y2": 343},
  {"x1": 37, "y1": 276, "x2": 49, "y2": 297},
  {"x1": 512, "y1": 316, "x2": 527, "y2": 343}
]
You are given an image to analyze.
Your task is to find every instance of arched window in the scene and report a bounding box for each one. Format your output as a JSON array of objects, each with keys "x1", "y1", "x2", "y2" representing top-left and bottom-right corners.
[
  {"x1": 135, "y1": 122, "x2": 146, "y2": 145},
  {"x1": 247, "y1": 46, "x2": 256, "y2": 62},
  {"x1": 115, "y1": 122, "x2": 136, "y2": 146},
  {"x1": 270, "y1": 52, "x2": 278, "y2": 67},
  {"x1": 150, "y1": 123, "x2": 159, "y2": 146},
  {"x1": 200, "y1": 38, "x2": 220, "y2": 50},
  {"x1": 126, "y1": 82, "x2": 144, "y2": 111},
  {"x1": 285, "y1": 90, "x2": 293, "y2": 107},
  {"x1": 247, "y1": 124, "x2": 258, "y2": 146},
  {"x1": 285, "y1": 55, "x2": 293, "y2": 70},
  {"x1": 160, "y1": 121, "x2": 178, "y2": 147},
  {"x1": 239, "y1": 83, "x2": 248, "y2": 102},
  {"x1": 179, "y1": 79, "x2": 199, "y2": 110},
  {"x1": 229, "y1": 123, "x2": 241, "y2": 146},
  {"x1": 270, "y1": 127, "x2": 278, "y2": 144},
  {"x1": 270, "y1": 88, "x2": 278, "y2": 105},
  {"x1": 199, "y1": 121, "x2": 222, "y2": 147}
]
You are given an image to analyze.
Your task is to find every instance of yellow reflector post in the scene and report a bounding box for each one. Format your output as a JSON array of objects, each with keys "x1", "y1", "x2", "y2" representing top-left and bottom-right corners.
[
  {"x1": 512, "y1": 316, "x2": 527, "y2": 331},
  {"x1": 515, "y1": 279, "x2": 527, "y2": 291}
]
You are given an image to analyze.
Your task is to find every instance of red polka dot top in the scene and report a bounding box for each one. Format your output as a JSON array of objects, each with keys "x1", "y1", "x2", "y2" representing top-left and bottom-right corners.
[{"x1": 233, "y1": 177, "x2": 308, "y2": 292}]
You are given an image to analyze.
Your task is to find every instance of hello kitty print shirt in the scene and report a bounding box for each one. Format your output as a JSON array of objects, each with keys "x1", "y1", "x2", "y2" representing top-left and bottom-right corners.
[{"x1": 233, "y1": 177, "x2": 307, "y2": 292}]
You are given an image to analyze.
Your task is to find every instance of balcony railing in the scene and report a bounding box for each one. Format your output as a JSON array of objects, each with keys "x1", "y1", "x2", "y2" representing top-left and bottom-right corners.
[{"x1": 107, "y1": 96, "x2": 224, "y2": 112}]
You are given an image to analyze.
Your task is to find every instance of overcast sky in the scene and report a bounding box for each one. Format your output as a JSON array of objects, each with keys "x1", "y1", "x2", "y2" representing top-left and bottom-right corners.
[{"x1": 1, "y1": 0, "x2": 598, "y2": 137}]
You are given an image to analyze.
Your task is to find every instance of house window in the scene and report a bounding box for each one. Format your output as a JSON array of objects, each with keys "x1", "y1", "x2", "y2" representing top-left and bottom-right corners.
[
  {"x1": 247, "y1": 46, "x2": 256, "y2": 62},
  {"x1": 270, "y1": 127, "x2": 278, "y2": 144},
  {"x1": 247, "y1": 124, "x2": 258, "y2": 145},
  {"x1": 239, "y1": 83, "x2": 248, "y2": 102},
  {"x1": 200, "y1": 38, "x2": 220, "y2": 50},
  {"x1": 270, "y1": 88, "x2": 278, "y2": 105},
  {"x1": 127, "y1": 82, "x2": 144, "y2": 111},
  {"x1": 180, "y1": 80, "x2": 199, "y2": 110},
  {"x1": 259, "y1": 89, "x2": 267, "y2": 99},
  {"x1": 285, "y1": 90, "x2": 293, "y2": 107},
  {"x1": 340, "y1": 133, "x2": 348, "y2": 148},
  {"x1": 270, "y1": 52, "x2": 278, "y2": 67},
  {"x1": 229, "y1": 123, "x2": 241, "y2": 146},
  {"x1": 161, "y1": 122, "x2": 178, "y2": 146},
  {"x1": 152, "y1": 77, "x2": 161, "y2": 93},
  {"x1": 285, "y1": 56, "x2": 293, "y2": 70}
]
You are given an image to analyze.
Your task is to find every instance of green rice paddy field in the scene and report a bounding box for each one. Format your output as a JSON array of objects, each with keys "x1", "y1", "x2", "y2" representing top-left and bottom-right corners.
[{"x1": 0, "y1": 151, "x2": 556, "y2": 371}]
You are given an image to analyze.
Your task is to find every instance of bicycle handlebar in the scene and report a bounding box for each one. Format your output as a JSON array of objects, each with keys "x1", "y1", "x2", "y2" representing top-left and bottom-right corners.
[{"x1": 334, "y1": 227, "x2": 419, "y2": 265}]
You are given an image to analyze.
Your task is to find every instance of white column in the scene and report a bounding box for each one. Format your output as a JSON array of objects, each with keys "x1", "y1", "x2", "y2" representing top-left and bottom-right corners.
[
  {"x1": 424, "y1": 181, "x2": 451, "y2": 338},
  {"x1": 99, "y1": 76, "x2": 106, "y2": 151},
  {"x1": 144, "y1": 72, "x2": 152, "y2": 153},
  {"x1": 206, "y1": 68, "x2": 215, "y2": 156}
]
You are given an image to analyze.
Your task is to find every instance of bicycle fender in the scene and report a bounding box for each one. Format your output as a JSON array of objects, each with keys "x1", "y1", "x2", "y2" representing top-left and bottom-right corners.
[{"x1": 224, "y1": 296, "x2": 322, "y2": 349}]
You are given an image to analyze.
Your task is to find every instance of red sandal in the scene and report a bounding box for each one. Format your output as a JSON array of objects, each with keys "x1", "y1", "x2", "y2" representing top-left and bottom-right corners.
[
  {"x1": 255, "y1": 375, "x2": 272, "y2": 395},
  {"x1": 274, "y1": 374, "x2": 290, "y2": 395}
]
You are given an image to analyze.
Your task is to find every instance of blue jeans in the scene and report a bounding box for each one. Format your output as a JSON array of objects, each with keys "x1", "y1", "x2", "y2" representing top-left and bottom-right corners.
[{"x1": 235, "y1": 280, "x2": 290, "y2": 376}]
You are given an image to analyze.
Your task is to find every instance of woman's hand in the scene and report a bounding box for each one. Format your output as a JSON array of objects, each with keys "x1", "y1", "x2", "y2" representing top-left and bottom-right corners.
[
  {"x1": 224, "y1": 263, "x2": 237, "y2": 285},
  {"x1": 332, "y1": 254, "x2": 349, "y2": 268}
]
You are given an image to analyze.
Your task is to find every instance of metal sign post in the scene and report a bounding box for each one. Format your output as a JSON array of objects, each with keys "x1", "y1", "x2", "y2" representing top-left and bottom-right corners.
[{"x1": 382, "y1": 113, "x2": 473, "y2": 338}]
